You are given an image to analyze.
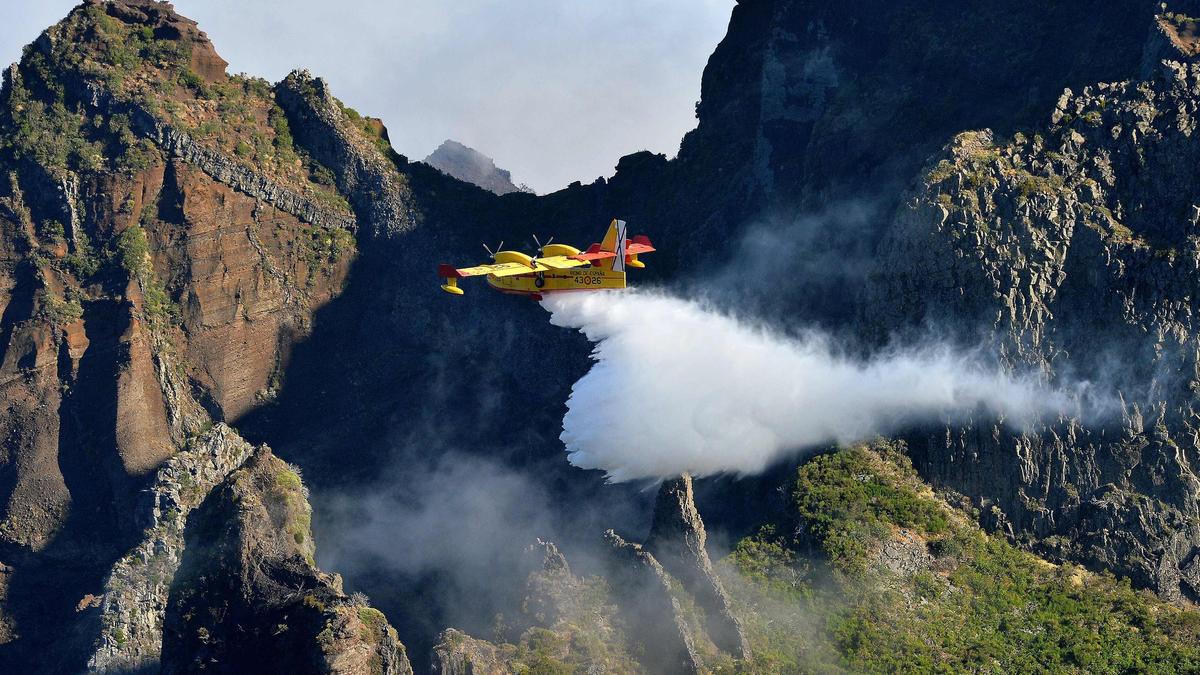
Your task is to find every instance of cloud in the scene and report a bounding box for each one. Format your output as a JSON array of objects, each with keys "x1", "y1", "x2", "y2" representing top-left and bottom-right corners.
[{"x1": 544, "y1": 289, "x2": 1102, "y2": 482}]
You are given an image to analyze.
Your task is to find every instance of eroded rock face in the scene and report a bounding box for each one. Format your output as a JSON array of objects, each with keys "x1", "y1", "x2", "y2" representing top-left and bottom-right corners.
[
  {"x1": 603, "y1": 530, "x2": 701, "y2": 675},
  {"x1": 275, "y1": 71, "x2": 418, "y2": 240},
  {"x1": 646, "y1": 475, "x2": 749, "y2": 658},
  {"x1": 0, "y1": 3, "x2": 363, "y2": 668},
  {"x1": 159, "y1": 159, "x2": 352, "y2": 419},
  {"x1": 86, "y1": 424, "x2": 256, "y2": 673},
  {"x1": 430, "y1": 629, "x2": 510, "y2": 675},
  {"x1": 1143, "y1": 11, "x2": 1200, "y2": 77},
  {"x1": 88, "y1": 0, "x2": 228, "y2": 83},
  {"x1": 160, "y1": 446, "x2": 411, "y2": 675},
  {"x1": 867, "y1": 31, "x2": 1200, "y2": 598}
]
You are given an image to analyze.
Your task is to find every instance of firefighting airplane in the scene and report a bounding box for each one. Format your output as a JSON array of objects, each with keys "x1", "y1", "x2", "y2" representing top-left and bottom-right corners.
[{"x1": 438, "y1": 219, "x2": 654, "y2": 299}]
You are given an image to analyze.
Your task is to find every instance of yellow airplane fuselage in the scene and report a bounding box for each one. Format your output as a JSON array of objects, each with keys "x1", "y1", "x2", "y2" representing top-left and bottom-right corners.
[{"x1": 486, "y1": 266, "x2": 627, "y2": 297}]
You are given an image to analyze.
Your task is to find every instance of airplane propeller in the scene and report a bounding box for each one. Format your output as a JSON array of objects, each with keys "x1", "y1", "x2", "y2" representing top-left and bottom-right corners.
[
  {"x1": 482, "y1": 241, "x2": 504, "y2": 260},
  {"x1": 531, "y1": 234, "x2": 555, "y2": 258}
]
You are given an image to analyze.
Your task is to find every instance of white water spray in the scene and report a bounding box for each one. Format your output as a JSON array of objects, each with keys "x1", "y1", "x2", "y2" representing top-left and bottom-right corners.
[{"x1": 543, "y1": 290, "x2": 1083, "y2": 482}]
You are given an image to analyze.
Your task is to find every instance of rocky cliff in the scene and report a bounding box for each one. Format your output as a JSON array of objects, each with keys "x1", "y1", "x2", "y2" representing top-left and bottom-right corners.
[
  {"x1": 159, "y1": 445, "x2": 410, "y2": 675},
  {"x1": 0, "y1": 2, "x2": 403, "y2": 670},
  {"x1": 866, "y1": 17, "x2": 1200, "y2": 600}
]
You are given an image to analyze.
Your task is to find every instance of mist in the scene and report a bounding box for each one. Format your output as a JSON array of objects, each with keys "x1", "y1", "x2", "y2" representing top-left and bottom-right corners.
[
  {"x1": 544, "y1": 290, "x2": 1101, "y2": 482},
  {"x1": 312, "y1": 441, "x2": 649, "y2": 664}
]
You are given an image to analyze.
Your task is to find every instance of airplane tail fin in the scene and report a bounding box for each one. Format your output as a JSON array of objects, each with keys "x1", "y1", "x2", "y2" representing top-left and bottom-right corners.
[{"x1": 598, "y1": 219, "x2": 628, "y2": 272}]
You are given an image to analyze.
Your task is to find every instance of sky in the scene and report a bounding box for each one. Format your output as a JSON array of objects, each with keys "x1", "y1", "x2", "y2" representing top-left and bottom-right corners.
[{"x1": 1, "y1": 0, "x2": 735, "y2": 194}]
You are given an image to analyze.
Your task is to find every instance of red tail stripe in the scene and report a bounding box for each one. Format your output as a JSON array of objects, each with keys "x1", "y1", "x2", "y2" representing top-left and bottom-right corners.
[{"x1": 437, "y1": 264, "x2": 464, "y2": 278}]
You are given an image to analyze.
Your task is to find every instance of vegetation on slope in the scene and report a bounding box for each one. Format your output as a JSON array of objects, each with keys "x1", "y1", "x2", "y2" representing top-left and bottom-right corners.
[
  {"x1": 0, "y1": 1, "x2": 368, "y2": 339},
  {"x1": 0, "y1": 4, "x2": 171, "y2": 175},
  {"x1": 0, "y1": 2, "x2": 354, "y2": 210},
  {"x1": 720, "y1": 441, "x2": 1200, "y2": 674}
]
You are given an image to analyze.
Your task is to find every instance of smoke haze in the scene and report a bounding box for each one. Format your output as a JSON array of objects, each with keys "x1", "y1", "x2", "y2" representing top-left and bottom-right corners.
[{"x1": 544, "y1": 290, "x2": 1095, "y2": 482}]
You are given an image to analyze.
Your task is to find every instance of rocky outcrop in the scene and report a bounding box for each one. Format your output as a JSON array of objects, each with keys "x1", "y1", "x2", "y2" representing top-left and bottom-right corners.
[
  {"x1": 77, "y1": 80, "x2": 357, "y2": 234},
  {"x1": 432, "y1": 539, "x2": 640, "y2": 674},
  {"x1": 160, "y1": 446, "x2": 411, "y2": 674},
  {"x1": 646, "y1": 475, "x2": 750, "y2": 658},
  {"x1": 84, "y1": 425, "x2": 412, "y2": 675},
  {"x1": 86, "y1": 424, "x2": 256, "y2": 673},
  {"x1": 1142, "y1": 11, "x2": 1200, "y2": 77},
  {"x1": 666, "y1": 0, "x2": 1162, "y2": 268},
  {"x1": 146, "y1": 123, "x2": 356, "y2": 231},
  {"x1": 430, "y1": 629, "x2": 510, "y2": 675},
  {"x1": 422, "y1": 140, "x2": 531, "y2": 196},
  {"x1": 867, "y1": 20, "x2": 1200, "y2": 598},
  {"x1": 604, "y1": 530, "x2": 701, "y2": 675},
  {"x1": 275, "y1": 71, "x2": 418, "y2": 240},
  {"x1": 87, "y1": 0, "x2": 228, "y2": 83}
]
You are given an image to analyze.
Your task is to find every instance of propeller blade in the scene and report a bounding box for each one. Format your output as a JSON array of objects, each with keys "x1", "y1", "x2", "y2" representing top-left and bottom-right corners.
[{"x1": 483, "y1": 241, "x2": 503, "y2": 259}]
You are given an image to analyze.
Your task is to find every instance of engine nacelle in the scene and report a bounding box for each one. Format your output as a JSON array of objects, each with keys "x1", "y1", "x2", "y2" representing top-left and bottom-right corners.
[
  {"x1": 493, "y1": 250, "x2": 536, "y2": 267},
  {"x1": 542, "y1": 243, "x2": 581, "y2": 257}
]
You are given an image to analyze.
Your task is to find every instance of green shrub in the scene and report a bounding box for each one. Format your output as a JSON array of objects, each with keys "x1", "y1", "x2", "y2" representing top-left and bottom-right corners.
[
  {"x1": 63, "y1": 230, "x2": 101, "y2": 278},
  {"x1": 115, "y1": 224, "x2": 176, "y2": 323},
  {"x1": 39, "y1": 219, "x2": 65, "y2": 243},
  {"x1": 177, "y1": 68, "x2": 205, "y2": 95},
  {"x1": 270, "y1": 107, "x2": 295, "y2": 155},
  {"x1": 357, "y1": 607, "x2": 388, "y2": 643},
  {"x1": 340, "y1": 104, "x2": 362, "y2": 124},
  {"x1": 728, "y1": 526, "x2": 811, "y2": 600},
  {"x1": 45, "y1": 293, "x2": 84, "y2": 327},
  {"x1": 792, "y1": 443, "x2": 947, "y2": 575},
  {"x1": 117, "y1": 224, "x2": 151, "y2": 277},
  {"x1": 275, "y1": 468, "x2": 303, "y2": 492},
  {"x1": 308, "y1": 161, "x2": 336, "y2": 187},
  {"x1": 1015, "y1": 171, "x2": 1065, "y2": 200},
  {"x1": 721, "y1": 442, "x2": 1200, "y2": 674},
  {"x1": 302, "y1": 594, "x2": 326, "y2": 613},
  {"x1": 517, "y1": 629, "x2": 573, "y2": 675}
]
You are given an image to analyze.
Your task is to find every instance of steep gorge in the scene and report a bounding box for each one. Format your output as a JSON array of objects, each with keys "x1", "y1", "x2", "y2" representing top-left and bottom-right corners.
[{"x1": 2, "y1": 0, "x2": 1200, "y2": 672}]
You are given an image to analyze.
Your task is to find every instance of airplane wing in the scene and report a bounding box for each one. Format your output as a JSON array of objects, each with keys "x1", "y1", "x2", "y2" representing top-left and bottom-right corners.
[
  {"x1": 448, "y1": 262, "x2": 537, "y2": 278},
  {"x1": 440, "y1": 256, "x2": 584, "y2": 278},
  {"x1": 535, "y1": 255, "x2": 589, "y2": 270}
]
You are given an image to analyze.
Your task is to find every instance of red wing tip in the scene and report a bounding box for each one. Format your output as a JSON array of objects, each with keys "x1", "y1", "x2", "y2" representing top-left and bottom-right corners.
[{"x1": 437, "y1": 264, "x2": 463, "y2": 278}]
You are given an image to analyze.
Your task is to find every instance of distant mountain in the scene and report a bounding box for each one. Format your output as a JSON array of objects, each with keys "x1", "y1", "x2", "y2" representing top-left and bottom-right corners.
[{"x1": 422, "y1": 139, "x2": 533, "y2": 195}]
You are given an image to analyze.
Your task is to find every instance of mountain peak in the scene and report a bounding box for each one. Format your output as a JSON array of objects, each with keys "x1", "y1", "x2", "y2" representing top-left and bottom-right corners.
[{"x1": 422, "y1": 139, "x2": 532, "y2": 195}]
